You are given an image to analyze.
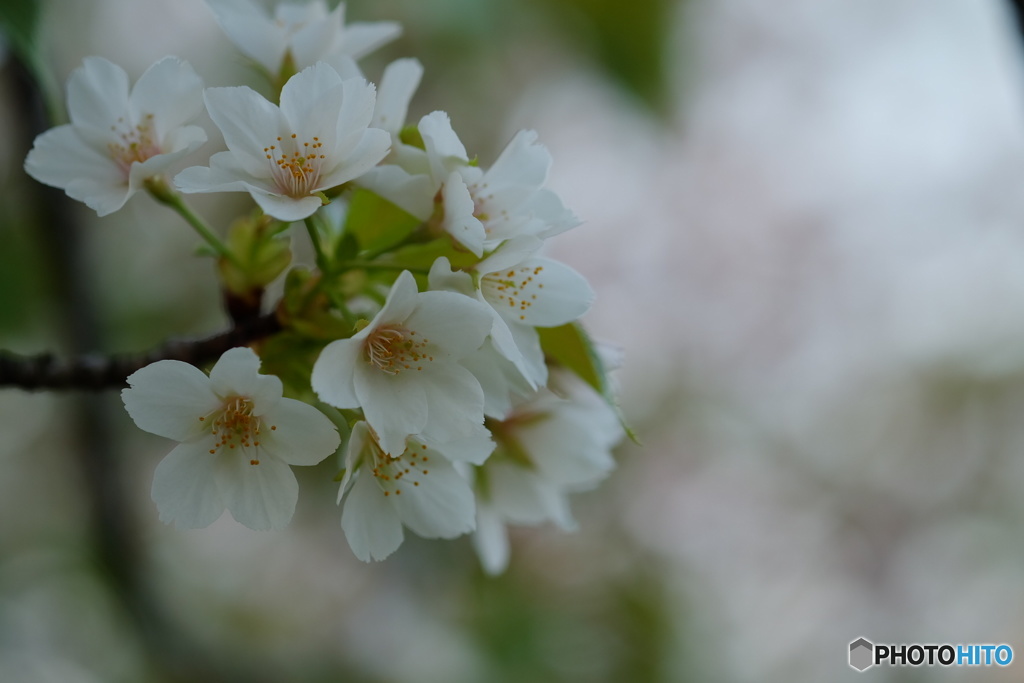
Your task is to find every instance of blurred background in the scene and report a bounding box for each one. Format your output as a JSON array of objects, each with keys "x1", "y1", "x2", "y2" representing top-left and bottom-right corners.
[{"x1": 4, "y1": 0, "x2": 1024, "y2": 680}]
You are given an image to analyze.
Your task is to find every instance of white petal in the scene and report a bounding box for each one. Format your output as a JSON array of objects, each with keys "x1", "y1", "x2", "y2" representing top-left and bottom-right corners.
[
  {"x1": 66, "y1": 57, "x2": 130, "y2": 134},
  {"x1": 484, "y1": 257, "x2": 594, "y2": 328},
  {"x1": 203, "y1": 85, "x2": 285, "y2": 177},
  {"x1": 403, "y1": 290, "x2": 491, "y2": 359},
  {"x1": 476, "y1": 235, "x2": 543, "y2": 274},
  {"x1": 337, "y1": 421, "x2": 372, "y2": 501},
  {"x1": 249, "y1": 188, "x2": 324, "y2": 222},
  {"x1": 332, "y1": 77, "x2": 379, "y2": 159},
  {"x1": 341, "y1": 471, "x2": 405, "y2": 561},
  {"x1": 288, "y1": 2, "x2": 341, "y2": 69},
  {"x1": 258, "y1": 398, "x2": 340, "y2": 466},
  {"x1": 374, "y1": 58, "x2": 423, "y2": 136},
  {"x1": 441, "y1": 171, "x2": 485, "y2": 256},
  {"x1": 461, "y1": 344, "x2": 535, "y2": 419},
  {"x1": 427, "y1": 257, "x2": 475, "y2": 297},
  {"x1": 122, "y1": 360, "x2": 220, "y2": 441},
  {"x1": 377, "y1": 269, "x2": 420, "y2": 325},
  {"x1": 129, "y1": 57, "x2": 204, "y2": 138},
  {"x1": 489, "y1": 460, "x2": 568, "y2": 527},
  {"x1": 421, "y1": 423, "x2": 496, "y2": 465},
  {"x1": 316, "y1": 127, "x2": 390, "y2": 189},
  {"x1": 473, "y1": 503, "x2": 510, "y2": 575},
  {"x1": 507, "y1": 323, "x2": 547, "y2": 387},
  {"x1": 418, "y1": 363, "x2": 486, "y2": 443},
  {"x1": 354, "y1": 364, "x2": 427, "y2": 455},
  {"x1": 338, "y1": 21, "x2": 402, "y2": 59},
  {"x1": 392, "y1": 453, "x2": 475, "y2": 539},
  {"x1": 216, "y1": 453, "x2": 299, "y2": 530},
  {"x1": 356, "y1": 165, "x2": 436, "y2": 220},
  {"x1": 151, "y1": 439, "x2": 225, "y2": 529},
  {"x1": 312, "y1": 337, "x2": 362, "y2": 409},
  {"x1": 207, "y1": 0, "x2": 286, "y2": 73},
  {"x1": 208, "y1": 347, "x2": 283, "y2": 413},
  {"x1": 418, "y1": 111, "x2": 468, "y2": 182},
  {"x1": 24, "y1": 125, "x2": 127, "y2": 215},
  {"x1": 484, "y1": 129, "x2": 549, "y2": 190},
  {"x1": 280, "y1": 63, "x2": 344, "y2": 153}
]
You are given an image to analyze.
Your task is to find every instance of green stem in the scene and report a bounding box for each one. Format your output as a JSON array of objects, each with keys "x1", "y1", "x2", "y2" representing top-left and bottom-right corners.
[{"x1": 144, "y1": 178, "x2": 241, "y2": 268}]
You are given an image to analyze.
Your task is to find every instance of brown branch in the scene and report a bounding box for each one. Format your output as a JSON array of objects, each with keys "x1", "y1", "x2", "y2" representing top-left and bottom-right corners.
[{"x1": 0, "y1": 312, "x2": 282, "y2": 391}]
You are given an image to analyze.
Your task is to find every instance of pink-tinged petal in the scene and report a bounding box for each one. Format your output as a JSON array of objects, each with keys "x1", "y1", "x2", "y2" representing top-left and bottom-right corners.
[
  {"x1": 473, "y1": 503, "x2": 510, "y2": 575},
  {"x1": 203, "y1": 85, "x2": 285, "y2": 177},
  {"x1": 258, "y1": 398, "x2": 340, "y2": 466},
  {"x1": 354, "y1": 364, "x2": 427, "y2": 455},
  {"x1": 216, "y1": 453, "x2": 298, "y2": 530},
  {"x1": 130, "y1": 57, "x2": 204, "y2": 138},
  {"x1": 339, "y1": 21, "x2": 402, "y2": 59},
  {"x1": 373, "y1": 58, "x2": 423, "y2": 136},
  {"x1": 67, "y1": 57, "x2": 130, "y2": 134},
  {"x1": 312, "y1": 337, "x2": 362, "y2": 409},
  {"x1": 341, "y1": 471, "x2": 405, "y2": 561},
  {"x1": 208, "y1": 347, "x2": 282, "y2": 413},
  {"x1": 484, "y1": 129, "x2": 550, "y2": 190},
  {"x1": 122, "y1": 360, "x2": 220, "y2": 441},
  {"x1": 403, "y1": 290, "x2": 491, "y2": 359},
  {"x1": 441, "y1": 171, "x2": 485, "y2": 256},
  {"x1": 151, "y1": 439, "x2": 225, "y2": 529},
  {"x1": 392, "y1": 454, "x2": 475, "y2": 539}
]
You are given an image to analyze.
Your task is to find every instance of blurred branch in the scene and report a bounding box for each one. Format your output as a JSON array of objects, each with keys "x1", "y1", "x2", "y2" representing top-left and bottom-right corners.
[{"x1": 0, "y1": 311, "x2": 282, "y2": 390}]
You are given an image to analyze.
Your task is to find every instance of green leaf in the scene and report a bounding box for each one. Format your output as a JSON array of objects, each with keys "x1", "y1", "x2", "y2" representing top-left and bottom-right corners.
[
  {"x1": 385, "y1": 238, "x2": 479, "y2": 271},
  {"x1": 343, "y1": 188, "x2": 421, "y2": 254},
  {"x1": 538, "y1": 322, "x2": 639, "y2": 443}
]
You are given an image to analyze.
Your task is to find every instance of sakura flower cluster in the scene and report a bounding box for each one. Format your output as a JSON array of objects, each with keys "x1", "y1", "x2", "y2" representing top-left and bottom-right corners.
[{"x1": 24, "y1": 0, "x2": 624, "y2": 573}]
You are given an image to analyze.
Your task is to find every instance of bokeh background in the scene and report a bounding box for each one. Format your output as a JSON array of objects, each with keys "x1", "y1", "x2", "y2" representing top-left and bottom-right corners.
[{"x1": 4, "y1": 0, "x2": 1024, "y2": 680}]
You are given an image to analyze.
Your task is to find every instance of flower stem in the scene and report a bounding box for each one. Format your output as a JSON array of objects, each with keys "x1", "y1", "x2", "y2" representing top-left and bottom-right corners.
[{"x1": 144, "y1": 178, "x2": 241, "y2": 268}]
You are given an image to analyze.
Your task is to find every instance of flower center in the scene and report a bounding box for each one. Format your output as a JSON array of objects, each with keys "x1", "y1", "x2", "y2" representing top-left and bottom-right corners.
[
  {"x1": 363, "y1": 325, "x2": 433, "y2": 376},
  {"x1": 263, "y1": 133, "x2": 326, "y2": 198},
  {"x1": 108, "y1": 114, "x2": 161, "y2": 175},
  {"x1": 201, "y1": 396, "x2": 276, "y2": 465},
  {"x1": 481, "y1": 264, "x2": 545, "y2": 321},
  {"x1": 367, "y1": 436, "x2": 432, "y2": 497}
]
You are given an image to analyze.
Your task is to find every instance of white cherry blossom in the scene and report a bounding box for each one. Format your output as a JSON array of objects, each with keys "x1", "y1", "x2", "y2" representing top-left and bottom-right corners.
[
  {"x1": 429, "y1": 237, "x2": 593, "y2": 389},
  {"x1": 338, "y1": 421, "x2": 483, "y2": 562},
  {"x1": 24, "y1": 56, "x2": 206, "y2": 216},
  {"x1": 175, "y1": 62, "x2": 389, "y2": 222},
  {"x1": 471, "y1": 374, "x2": 622, "y2": 574},
  {"x1": 122, "y1": 347, "x2": 340, "y2": 530},
  {"x1": 311, "y1": 270, "x2": 492, "y2": 455},
  {"x1": 206, "y1": 0, "x2": 400, "y2": 75}
]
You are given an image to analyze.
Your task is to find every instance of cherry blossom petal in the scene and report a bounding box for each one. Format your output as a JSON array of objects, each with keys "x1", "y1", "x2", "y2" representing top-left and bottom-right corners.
[
  {"x1": 151, "y1": 439, "x2": 225, "y2": 529},
  {"x1": 258, "y1": 398, "x2": 340, "y2": 466},
  {"x1": 122, "y1": 360, "x2": 221, "y2": 441},
  {"x1": 392, "y1": 454, "x2": 475, "y2": 539},
  {"x1": 216, "y1": 454, "x2": 299, "y2": 531},
  {"x1": 342, "y1": 471, "x2": 405, "y2": 561}
]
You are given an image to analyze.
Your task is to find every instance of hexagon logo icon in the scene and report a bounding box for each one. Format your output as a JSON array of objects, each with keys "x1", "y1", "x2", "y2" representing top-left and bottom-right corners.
[{"x1": 849, "y1": 637, "x2": 874, "y2": 672}]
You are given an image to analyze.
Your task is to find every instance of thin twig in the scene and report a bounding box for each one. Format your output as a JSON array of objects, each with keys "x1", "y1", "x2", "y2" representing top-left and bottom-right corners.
[{"x1": 0, "y1": 312, "x2": 281, "y2": 391}]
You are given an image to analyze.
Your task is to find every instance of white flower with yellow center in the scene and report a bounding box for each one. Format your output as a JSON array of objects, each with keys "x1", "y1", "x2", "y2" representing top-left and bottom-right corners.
[
  {"x1": 339, "y1": 421, "x2": 486, "y2": 562},
  {"x1": 24, "y1": 56, "x2": 207, "y2": 216},
  {"x1": 429, "y1": 237, "x2": 593, "y2": 391},
  {"x1": 206, "y1": 0, "x2": 401, "y2": 75},
  {"x1": 311, "y1": 270, "x2": 492, "y2": 456},
  {"x1": 471, "y1": 374, "x2": 622, "y2": 574},
  {"x1": 122, "y1": 347, "x2": 340, "y2": 530},
  {"x1": 175, "y1": 62, "x2": 390, "y2": 222}
]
